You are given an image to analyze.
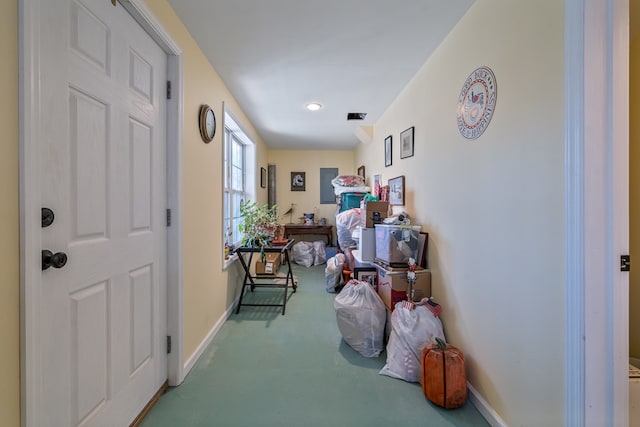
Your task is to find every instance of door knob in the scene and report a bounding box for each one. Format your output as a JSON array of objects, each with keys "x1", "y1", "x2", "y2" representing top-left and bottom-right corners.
[
  {"x1": 42, "y1": 249, "x2": 68, "y2": 271},
  {"x1": 42, "y1": 207, "x2": 55, "y2": 228}
]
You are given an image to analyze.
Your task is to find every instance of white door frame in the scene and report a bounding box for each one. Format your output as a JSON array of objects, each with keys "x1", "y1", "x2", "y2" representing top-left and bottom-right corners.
[
  {"x1": 565, "y1": 0, "x2": 629, "y2": 425},
  {"x1": 18, "y1": 1, "x2": 184, "y2": 425}
]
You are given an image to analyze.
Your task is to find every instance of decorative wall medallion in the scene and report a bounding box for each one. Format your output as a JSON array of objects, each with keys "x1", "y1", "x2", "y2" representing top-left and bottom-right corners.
[{"x1": 457, "y1": 66, "x2": 497, "y2": 140}]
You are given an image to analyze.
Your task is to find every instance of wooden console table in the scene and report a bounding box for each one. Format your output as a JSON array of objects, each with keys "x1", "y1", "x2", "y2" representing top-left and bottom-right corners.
[{"x1": 284, "y1": 224, "x2": 333, "y2": 247}]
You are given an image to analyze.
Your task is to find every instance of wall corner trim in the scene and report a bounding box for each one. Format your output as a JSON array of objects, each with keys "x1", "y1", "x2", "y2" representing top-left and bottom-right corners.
[{"x1": 466, "y1": 382, "x2": 508, "y2": 427}]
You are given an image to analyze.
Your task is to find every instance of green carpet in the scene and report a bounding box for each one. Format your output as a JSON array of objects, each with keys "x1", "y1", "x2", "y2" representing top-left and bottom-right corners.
[{"x1": 141, "y1": 264, "x2": 490, "y2": 427}]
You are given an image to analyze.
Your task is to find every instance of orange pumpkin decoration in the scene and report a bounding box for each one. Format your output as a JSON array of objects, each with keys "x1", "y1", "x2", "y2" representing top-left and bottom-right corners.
[{"x1": 421, "y1": 337, "x2": 467, "y2": 409}]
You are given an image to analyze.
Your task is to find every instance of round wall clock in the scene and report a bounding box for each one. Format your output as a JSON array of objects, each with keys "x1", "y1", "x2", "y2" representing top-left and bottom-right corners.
[
  {"x1": 199, "y1": 104, "x2": 216, "y2": 143},
  {"x1": 456, "y1": 66, "x2": 497, "y2": 140}
]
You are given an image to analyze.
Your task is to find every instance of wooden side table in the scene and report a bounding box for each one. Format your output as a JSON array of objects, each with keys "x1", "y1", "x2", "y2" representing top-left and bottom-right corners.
[
  {"x1": 234, "y1": 239, "x2": 296, "y2": 315},
  {"x1": 283, "y1": 224, "x2": 333, "y2": 247}
]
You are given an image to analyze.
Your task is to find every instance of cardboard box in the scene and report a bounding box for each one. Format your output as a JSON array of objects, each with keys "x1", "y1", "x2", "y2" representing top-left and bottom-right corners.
[
  {"x1": 360, "y1": 200, "x2": 389, "y2": 228},
  {"x1": 256, "y1": 253, "x2": 281, "y2": 275},
  {"x1": 375, "y1": 264, "x2": 431, "y2": 311}
]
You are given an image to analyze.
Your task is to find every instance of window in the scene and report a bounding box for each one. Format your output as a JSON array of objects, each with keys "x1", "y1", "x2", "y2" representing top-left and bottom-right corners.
[{"x1": 223, "y1": 110, "x2": 255, "y2": 250}]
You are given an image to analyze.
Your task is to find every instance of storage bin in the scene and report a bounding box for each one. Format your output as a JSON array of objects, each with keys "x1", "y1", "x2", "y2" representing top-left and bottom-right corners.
[
  {"x1": 340, "y1": 192, "x2": 366, "y2": 212},
  {"x1": 374, "y1": 224, "x2": 421, "y2": 267}
]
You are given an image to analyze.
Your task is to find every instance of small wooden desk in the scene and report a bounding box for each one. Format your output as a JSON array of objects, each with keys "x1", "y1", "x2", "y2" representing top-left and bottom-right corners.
[{"x1": 284, "y1": 224, "x2": 333, "y2": 247}]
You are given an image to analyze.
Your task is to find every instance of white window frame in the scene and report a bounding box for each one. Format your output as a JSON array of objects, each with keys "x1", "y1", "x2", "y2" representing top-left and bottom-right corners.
[{"x1": 223, "y1": 106, "x2": 255, "y2": 259}]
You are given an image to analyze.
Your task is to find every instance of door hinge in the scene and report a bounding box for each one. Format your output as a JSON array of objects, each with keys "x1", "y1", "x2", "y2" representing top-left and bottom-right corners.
[
  {"x1": 167, "y1": 336, "x2": 172, "y2": 354},
  {"x1": 621, "y1": 255, "x2": 631, "y2": 272},
  {"x1": 166, "y1": 80, "x2": 172, "y2": 100},
  {"x1": 166, "y1": 209, "x2": 172, "y2": 227}
]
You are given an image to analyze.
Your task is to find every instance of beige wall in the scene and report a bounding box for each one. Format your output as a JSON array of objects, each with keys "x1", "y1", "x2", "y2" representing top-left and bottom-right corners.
[
  {"x1": 1, "y1": 0, "x2": 19, "y2": 424},
  {"x1": 356, "y1": 0, "x2": 564, "y2": 425},
  {"x1": 136, "y1": 0, "x2": 269, "y2": 363},
  {"x1": 631, "y1": 33, "x2": 640, "y2": 358},
  {"x1": 267, "y1": 150, "x2": 355, "y2": 238}
]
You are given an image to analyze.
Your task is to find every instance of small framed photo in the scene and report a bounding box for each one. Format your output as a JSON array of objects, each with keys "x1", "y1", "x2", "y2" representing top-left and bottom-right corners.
[
  {"x1": 354, "y1": 267, "x2": 377, "y2": 289},
  {"x1": 373, "y1": 174, "x2": 382, "y2": 188},
  {"x1": 384, "y1": 135, "x2": 392, "y2": 167},
  {"x1": 400, "y1": 126, "x2": 414, "y2": 159},
  {"x1": 260, "y1": 167, "x2": 267, "y2": 188},
  {"x1": 357, "y1": 165, "x2": 365, "y2": 180},
  {"x1": 291, "y1": 171, "x2": 306, "y2": 191},
  {"x1": 388, "y1": 175, "x2": 405, "y2": 206}
]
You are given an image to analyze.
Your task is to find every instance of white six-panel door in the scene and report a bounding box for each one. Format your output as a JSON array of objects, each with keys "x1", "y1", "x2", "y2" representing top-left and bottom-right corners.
[{"x1": 38, "y1": 0, "x2": 167, "y2": 425}]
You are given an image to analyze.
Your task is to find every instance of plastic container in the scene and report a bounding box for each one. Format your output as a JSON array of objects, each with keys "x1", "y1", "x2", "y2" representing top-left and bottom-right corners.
[
  {"x1": 340, "y1": 192, "x2": 366, "y2": 212},
  {"x1": 374, "y1": 224, "x2": 421, "y2": 266}
]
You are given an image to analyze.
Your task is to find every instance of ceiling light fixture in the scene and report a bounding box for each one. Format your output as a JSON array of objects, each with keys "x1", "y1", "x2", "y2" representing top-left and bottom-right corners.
[{"x1": 305, "y1": 102, "x2": 323, "y2": 111}]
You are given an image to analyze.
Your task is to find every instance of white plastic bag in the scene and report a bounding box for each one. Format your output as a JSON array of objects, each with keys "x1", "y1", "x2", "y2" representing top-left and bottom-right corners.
[
  {"x1": 325, "y1": 253, "x2": 345, "y2": 292},
  {"x1": 334, "y1": 280, "x2": 386, "y2": 358},
  {"x1": 379, "y1": 302, "x2": 445, "y2": 382},
  {"x1": 292, "y1": 241, "x2": 315, "y2": 267},
  {"x1": 336, "y1": 209, "x2": 362, "y2": 251},
  {"x1": 313, "y1": 241, "x2": 327, "y2": 265}
]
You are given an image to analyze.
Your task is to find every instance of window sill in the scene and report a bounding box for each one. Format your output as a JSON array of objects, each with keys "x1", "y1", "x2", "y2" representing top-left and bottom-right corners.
[{"x1": 223, "y1": 253, "x2": 238, "y2": 270}]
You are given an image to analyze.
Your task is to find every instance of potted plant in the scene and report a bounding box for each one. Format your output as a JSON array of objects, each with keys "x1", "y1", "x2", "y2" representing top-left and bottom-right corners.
[{"x1": 239, "y1": 201, "x2": 279, "y2": 260}]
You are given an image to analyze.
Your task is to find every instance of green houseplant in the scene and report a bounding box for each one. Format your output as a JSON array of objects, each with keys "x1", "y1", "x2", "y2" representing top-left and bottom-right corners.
[{"x1": 238, "y1": 201, "x2": 279, "y2": 260}]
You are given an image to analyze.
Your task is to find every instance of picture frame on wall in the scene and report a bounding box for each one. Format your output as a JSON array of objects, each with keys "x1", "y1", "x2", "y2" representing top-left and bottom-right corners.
[
  {"x1": 291, "y1": 171, "x2": 306, "y2": 191},
  {"x1": 357, "y1": 165, "x2": 365, "y2": 180},
  {"x1": 373, "y1": 174, "x2": 382, "y2": 188},
  {"x1": 384, "y1": 135, "x2": 392, "y2": 167},
  {"x1": 260, "y1": 167, "x2": 267, "y2": 188},
  {"x1": 388, "y1": 175, "x2": 405, "y2": 206},
  {"x1": 400, "y1": 126, "x2": 414, "y2": 159}
]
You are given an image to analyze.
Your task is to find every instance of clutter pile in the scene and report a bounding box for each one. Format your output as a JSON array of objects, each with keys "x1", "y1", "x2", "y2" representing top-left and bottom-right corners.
[{"x1": 326, "y1": 173, "x2": 468, "y2": 409}]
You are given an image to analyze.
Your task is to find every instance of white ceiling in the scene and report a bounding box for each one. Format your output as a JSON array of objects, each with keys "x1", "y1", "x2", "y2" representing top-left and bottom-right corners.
[{"x1": 166, "y1": 0, "x2": 475, "y2": 150}]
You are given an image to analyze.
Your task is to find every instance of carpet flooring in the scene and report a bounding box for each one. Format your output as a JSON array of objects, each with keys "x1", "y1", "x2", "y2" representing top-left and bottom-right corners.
[{"x1": 141, "y1": 263, "x2": 490, "y2": 427}]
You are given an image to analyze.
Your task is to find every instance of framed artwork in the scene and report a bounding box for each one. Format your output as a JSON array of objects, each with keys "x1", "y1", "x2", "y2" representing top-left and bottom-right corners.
[
  {"x1": 388, "y1": 175, "x2": 405, "y2": 206},
  {"x1": 400, "y1": 126, "x2": 414, "y2": 159},
  {"x1": 373, "y1": 174, "x2": 382, "y2": 188},
  {"x1": 357, "y1": 165, "x2": 365, "y2": 180},
  {"x1": 291, "y1": 171, "x2": 306, "y2": 191},
  {"x1": 354, "y1": 267, "x2": 377, "y2": 289},
  {"x1": 384, "y1": 135, "x2": 392, "y2": 167},
  {"x1": 416, "y1": 232, "x2": 429, "y2": 268},
  {"x1": 260, "y1": 167, "x2": 267, "y2": 188}
]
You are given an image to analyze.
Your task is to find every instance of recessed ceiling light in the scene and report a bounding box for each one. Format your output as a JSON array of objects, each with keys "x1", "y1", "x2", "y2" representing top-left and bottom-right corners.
[{"x1": 306, "y1": 102, "x2": 323, "y2": 111}]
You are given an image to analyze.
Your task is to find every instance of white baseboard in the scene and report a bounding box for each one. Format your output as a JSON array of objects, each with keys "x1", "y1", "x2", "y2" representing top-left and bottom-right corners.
[
  {"x1": 467, "y1": 382, "x2": 508, "y2": 427},
  {"x1": 182, "y1": 295, "x2": 240, "y2": 376}
]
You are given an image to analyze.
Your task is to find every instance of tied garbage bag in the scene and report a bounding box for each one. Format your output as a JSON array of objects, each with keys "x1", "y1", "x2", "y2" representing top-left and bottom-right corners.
[
  {"x1": 380, "y1": 301, "x2": 445, "y2": 383},
  {"x1": 336, "y1": 209, "x2": 362, "y2": 251},
  {"x1": 325, "y1": 253, "x2": 346, "y2": 293},
  {"x1": 334, "y1": 280, "x2": 386, "y2": 358},
  {"x1": 313, "y1": 241, "x2": 327, "y2": 265},
  {"x1": 292, "y1": 241, "x2": 315, "y2": 267}
]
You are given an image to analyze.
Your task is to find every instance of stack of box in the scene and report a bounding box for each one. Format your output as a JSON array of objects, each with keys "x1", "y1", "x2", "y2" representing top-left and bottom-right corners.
[
  {"x1": 375, "y1": 264, "x2": 431, "y2": 311},
  {"x1": 354, "y1": 200, "x2": 432, "y2": 310},
  {"x1": 355, "y1": 200, "x2": 389, "y2": 262},
  {"x1": 373, "y1": 223, "x2": 432, "y2": 310}
]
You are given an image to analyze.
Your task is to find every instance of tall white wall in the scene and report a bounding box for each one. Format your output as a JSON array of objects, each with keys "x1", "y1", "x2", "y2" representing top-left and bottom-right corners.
[{"x1": 356, "y1": 0, "x2": 565, "y2": 425}]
